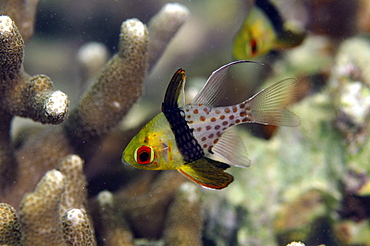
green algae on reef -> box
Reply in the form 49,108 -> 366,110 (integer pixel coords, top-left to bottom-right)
202,35 -> 370,246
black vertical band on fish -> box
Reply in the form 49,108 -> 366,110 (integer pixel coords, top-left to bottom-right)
255,0 -> 283,34
162,69 -> 204,163
163,107 -> 204,162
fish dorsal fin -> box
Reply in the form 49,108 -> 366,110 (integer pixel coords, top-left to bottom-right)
177,157 -> 234,190
247,78 -> 300,127
192,60 -> 262,106
162,68 -> 186,111
211,128 -> 251,168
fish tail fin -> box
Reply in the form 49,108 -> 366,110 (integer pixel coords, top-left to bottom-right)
245,78 -> 300,127
178,158 -> 234,190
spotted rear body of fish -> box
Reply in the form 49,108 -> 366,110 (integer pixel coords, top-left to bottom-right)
122,60 -> 300,189
183,103 -> 252,154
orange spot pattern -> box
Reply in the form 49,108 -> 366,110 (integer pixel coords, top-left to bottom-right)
181,102 -> 252,154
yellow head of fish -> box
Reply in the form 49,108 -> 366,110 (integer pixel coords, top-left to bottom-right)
122,113 -> 184,171
233,5 -> 277,59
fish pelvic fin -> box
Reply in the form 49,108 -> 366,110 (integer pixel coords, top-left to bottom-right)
246,78 -> 301,127
178,157 -> 234,190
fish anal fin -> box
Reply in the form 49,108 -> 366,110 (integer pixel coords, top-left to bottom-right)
208,158 -> 231,170
211,128 -> 251,168
178,158 -> 234,190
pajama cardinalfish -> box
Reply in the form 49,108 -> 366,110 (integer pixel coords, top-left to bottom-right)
122,60 -> 300,189
233,0 -> 305,59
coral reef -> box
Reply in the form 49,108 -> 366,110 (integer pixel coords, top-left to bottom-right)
58,155 -> 88,218
0,0 -> 39,42
162,182 -> 203,246
19,170 -> 66,245
65,18 -> 148,142
90,178 -> 203,246
0,13 -> 69,191
61,209 -> 96,246
0,203 -> 21,245
0,155 -> 95,245
93,191 -> 134,245
0,1 -> 201,245
147,3 -> 189,71
0,0 -> 188,203
0,0 -> 370,245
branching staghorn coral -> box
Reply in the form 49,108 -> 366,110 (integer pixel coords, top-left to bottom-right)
61,209 -> 96,246
90,172 -> 203,245
77,42 -> 109,85
0,158 -> 202,245
19,169 -> 66,245
0,1 -> 189,207
0,0 -> 39,42
58,154 -> 88,217
114,171 -> 189,239
92,191 -> 134,245
64,18 -> 149,149
0,1 -> 204,245
0,14 -> 69,192
0,202 -> 22,245
163,182 -> 203,246
0,155 -> 95,245
147,3 -> 189,71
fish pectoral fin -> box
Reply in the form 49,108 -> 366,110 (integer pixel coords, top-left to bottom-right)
178,158 -> 234,190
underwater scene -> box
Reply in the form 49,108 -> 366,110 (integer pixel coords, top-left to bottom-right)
0,0 -> 369,245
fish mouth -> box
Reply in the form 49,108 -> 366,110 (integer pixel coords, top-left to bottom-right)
121,156 -> 130,166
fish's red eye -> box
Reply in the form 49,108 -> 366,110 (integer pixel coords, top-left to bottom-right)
250,39 -> 258,56
134,145 -> 154,164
